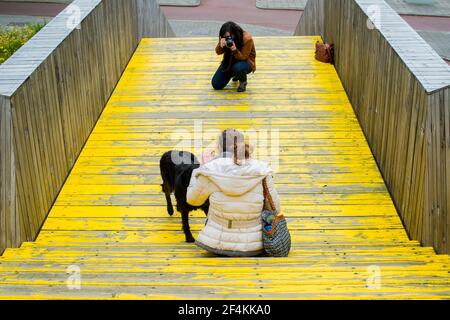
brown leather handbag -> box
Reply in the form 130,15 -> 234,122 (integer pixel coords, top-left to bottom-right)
315,41 -> 334,64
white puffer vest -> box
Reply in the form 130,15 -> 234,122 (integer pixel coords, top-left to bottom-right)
187,156 -> 281,256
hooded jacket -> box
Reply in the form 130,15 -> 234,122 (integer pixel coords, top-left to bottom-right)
186,156 -> 280,256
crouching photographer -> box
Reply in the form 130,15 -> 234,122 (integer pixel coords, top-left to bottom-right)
211,21 -> 256,93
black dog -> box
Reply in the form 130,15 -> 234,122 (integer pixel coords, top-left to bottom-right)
160,150 -> 209,242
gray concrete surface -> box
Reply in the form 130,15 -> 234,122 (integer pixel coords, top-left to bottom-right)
168,19 -> 291,37
257,0 -> 450,16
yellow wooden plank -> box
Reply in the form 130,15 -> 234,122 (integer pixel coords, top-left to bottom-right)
39,216 -> 405,232
46,204 -> 399,218
33,230 -> 412,245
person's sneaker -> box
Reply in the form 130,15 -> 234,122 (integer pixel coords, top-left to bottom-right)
237,81 -> 247,92
232,76 -> 239,82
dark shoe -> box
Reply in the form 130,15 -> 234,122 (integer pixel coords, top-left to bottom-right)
232,76 -> 238,82
185,233 -> 195,243
237,81 -> 247,92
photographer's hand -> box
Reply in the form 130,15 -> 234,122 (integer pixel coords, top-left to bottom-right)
230,42 -> 237,51
219,38 -> 226,48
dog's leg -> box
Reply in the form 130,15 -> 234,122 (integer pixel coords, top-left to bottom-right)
181,210 -> 195,243
165,192 -> 174,216
161,183 -> 174,216
201,200 -> 210,216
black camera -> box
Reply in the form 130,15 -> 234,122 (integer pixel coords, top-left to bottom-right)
225,36 -> 234,48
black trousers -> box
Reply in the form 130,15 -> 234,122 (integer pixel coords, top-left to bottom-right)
211,60 -> 252,90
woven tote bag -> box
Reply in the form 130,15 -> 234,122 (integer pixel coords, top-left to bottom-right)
261,177 -> 291,257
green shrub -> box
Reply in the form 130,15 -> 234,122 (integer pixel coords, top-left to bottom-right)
0,23 -> 46,64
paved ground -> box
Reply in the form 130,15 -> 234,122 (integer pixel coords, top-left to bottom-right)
402,15 -> 450,31
169,19 -> 290,37
0,14 -> 49,25
160,0 -> 302,31
0,1 -> 66,16
257,0 -> 450,16
0,0 -> 200,5
256,0 -> 307,10
0,0 -> 69,3
158,0 -> 200,6
417,31 -> 450,60
386,0 -> 450,16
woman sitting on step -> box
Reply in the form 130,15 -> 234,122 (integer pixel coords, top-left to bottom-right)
186,129 -> 280,257
211,21 -> 256,93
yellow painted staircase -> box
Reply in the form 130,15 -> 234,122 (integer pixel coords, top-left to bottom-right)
0,37 -> 449,299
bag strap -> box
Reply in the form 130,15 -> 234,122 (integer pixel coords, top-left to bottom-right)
262,177 -> 276,212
